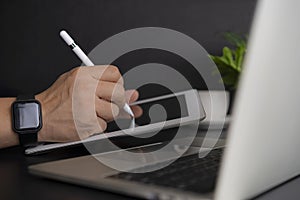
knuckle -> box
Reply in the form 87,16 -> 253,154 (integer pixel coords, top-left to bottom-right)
108,65 -> 119,73
70,66 -> 81,75
111,104 -> 120,117
108,65 -> 121,79
60,68 -> 78,80
118,76 -> 124,85
113,85 -> 125,104
115,83 -> 125,94
67,67 -> 81,80
120,85 -> 125,96
58,73 -> 66,80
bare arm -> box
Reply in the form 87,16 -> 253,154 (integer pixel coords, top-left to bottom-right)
0,97 -> 19,148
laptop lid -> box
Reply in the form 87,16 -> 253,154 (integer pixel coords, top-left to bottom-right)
216,0 -> 300,199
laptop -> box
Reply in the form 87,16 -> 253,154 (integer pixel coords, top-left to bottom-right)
29,0 -> 300,199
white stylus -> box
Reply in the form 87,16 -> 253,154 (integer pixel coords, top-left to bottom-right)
60,30 -> 135,128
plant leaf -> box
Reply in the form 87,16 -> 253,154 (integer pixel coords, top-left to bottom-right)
234,46 -> 246,71
222,47 -> 237,69
209,32 -> 247,89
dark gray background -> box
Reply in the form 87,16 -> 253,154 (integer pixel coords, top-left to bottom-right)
5,2 -> 300,200
0,0 -> 256,98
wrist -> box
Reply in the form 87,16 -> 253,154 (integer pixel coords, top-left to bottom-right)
35,93 -> 47,142
0,97 -> 19,148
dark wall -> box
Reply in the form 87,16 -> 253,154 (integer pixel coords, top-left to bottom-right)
0,0 -> 257,98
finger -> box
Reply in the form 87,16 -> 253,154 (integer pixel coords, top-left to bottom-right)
96,81 -> 126,107
118,105 -> 143,119
125,90 -> 139,104
87,65 -> 123,84
97,117 -> 107,133
95,98 -> 120,121
132,105 -> 143,118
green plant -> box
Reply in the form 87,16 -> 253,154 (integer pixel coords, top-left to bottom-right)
210,32 -> 247,89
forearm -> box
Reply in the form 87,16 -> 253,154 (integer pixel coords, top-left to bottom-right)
0,98 -> 19,148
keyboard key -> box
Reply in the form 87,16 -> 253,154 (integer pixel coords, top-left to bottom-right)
110,148 -> 224,194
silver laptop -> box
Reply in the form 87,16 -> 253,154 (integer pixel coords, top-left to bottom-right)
29,1 -> 300,199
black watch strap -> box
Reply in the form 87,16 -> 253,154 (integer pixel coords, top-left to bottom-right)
18,131 -> 38,147
17,94 -> 35,101
17,94 -> 38,147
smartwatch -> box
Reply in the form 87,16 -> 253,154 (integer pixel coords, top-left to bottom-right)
11,95 -> 43,147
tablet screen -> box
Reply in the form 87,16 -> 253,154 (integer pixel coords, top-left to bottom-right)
107,95 -> 188,131
135,95 -> 188,125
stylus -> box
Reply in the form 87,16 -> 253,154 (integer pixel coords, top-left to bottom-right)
59,30 -> 135,126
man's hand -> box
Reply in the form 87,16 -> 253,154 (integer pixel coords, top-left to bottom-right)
36,65 -> 140,142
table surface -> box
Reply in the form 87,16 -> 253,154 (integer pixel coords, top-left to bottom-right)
1,131 -> 299,200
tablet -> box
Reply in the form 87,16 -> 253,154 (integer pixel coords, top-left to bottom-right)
25,89 -> 205,155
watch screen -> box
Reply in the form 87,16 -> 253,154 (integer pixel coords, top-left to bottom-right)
13,102 -> 41,131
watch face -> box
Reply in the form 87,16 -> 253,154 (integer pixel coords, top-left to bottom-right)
12,100 -> 42,133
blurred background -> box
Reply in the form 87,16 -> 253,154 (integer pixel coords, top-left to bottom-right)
0,0 -> 256,99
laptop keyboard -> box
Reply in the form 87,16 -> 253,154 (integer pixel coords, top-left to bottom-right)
110,148 -> 223,194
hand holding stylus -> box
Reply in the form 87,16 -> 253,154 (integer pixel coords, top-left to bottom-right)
34,30 -> 142,142
59,30 -> 135,129
36,65 -> 141,142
